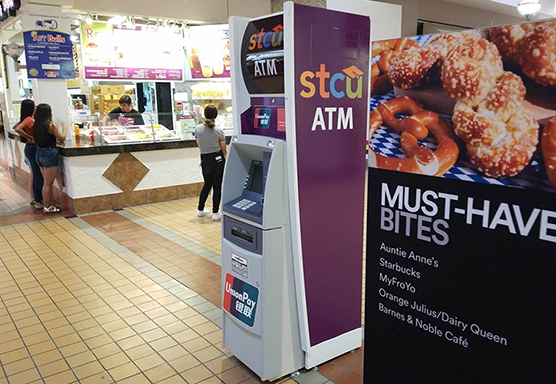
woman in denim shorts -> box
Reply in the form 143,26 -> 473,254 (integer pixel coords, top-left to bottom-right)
34,104 -> 67,213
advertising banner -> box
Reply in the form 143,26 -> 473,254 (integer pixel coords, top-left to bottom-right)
365,21 -> 556,383
22,16 -> 75,79
186,25 -> 230,79
241,14 -> 284,94
81,22 -> 184,81
290,4 -> 370,347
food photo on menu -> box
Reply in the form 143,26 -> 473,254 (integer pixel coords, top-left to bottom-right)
368,20 -> 556,194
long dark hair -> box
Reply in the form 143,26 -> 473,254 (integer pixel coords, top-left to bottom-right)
18,99 -> 35,125
204,105 -> 218,128
33,104 -> 53,147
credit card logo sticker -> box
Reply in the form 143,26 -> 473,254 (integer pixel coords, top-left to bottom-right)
223,273 -> 259,327
254,108 -> 271,129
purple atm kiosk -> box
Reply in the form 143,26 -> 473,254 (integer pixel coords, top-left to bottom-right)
221,2 -> 370,380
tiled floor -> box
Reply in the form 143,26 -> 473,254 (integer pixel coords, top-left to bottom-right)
0,170 -> 365,384
0,171 -> 66,226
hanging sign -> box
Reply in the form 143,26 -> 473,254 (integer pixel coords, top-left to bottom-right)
22,15 -> 75,79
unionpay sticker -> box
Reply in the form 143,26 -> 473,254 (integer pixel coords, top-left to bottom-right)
254,108 -> 271,129
223,273 -> 259,327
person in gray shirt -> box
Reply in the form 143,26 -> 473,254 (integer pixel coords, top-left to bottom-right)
194,105 -> 227,221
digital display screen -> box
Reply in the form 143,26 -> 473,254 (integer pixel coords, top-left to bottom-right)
249,164 -> 264,195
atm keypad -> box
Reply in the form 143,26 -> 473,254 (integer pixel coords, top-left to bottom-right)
232,199 -> 257,210
232,199 -> 257,211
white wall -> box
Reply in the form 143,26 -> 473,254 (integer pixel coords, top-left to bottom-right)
327,0 -> 402,41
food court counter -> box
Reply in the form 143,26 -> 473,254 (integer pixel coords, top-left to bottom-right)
7,131 -> 231,215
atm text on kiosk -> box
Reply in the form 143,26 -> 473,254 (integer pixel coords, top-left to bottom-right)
222,3 -> 370,381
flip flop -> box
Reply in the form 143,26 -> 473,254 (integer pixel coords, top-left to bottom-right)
43,206 -> 61,214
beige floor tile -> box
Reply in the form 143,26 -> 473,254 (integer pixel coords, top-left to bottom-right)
78,371 -> 114,384
218,366 -> 253,384
8,368 -> 41,384
181,365 -> 213,384
99,352 -> 131,370
37,359 -> 70,378
108,362 -> 140,382
159,345 -> 190,362
150,336 -> 178,352
126,344 -> 155,360
158,375 -> 189,384
118,373 -> 150,384
183,337 -> 210,353
144,362 -> 177,383
59,341 -> 88,357
3,358 -> 35,376
168,354 -> 201,373
199,378 -> 226,384
135,353 -> 165,371
32,349 -> 63,366
92,343 -> 122,359
66,350 -> 97,368
43,369 -> 76,384
205,356 -> 237,375
73,361 -> 105,380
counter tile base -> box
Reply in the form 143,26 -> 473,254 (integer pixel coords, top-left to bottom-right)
71,182 -> 203,215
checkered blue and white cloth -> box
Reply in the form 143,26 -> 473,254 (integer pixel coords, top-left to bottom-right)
370,33 -> 554,193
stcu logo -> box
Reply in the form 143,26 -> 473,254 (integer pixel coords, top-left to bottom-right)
299,64 -> 364,99
247,24 -> 283,51
35,19 -> 58,30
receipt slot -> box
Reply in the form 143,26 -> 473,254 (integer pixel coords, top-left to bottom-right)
222,3 -> 370,381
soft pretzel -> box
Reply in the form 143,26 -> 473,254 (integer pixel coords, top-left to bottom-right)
388,45 -> 442,90
519,24 -> 556,87
371,38 -> 419,95
488,24 -> 529,64
442,37 -> 504,108
369,97 -> 459,176
452,72 -> 539,178
542,118 -> 556,190
489,21 -> 556,87
387,31 -> 478,91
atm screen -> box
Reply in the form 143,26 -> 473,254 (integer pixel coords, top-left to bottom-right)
248,164 -> 264,195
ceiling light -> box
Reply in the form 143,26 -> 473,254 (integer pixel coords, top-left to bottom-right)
85,14 -> 93,25
107,15 -> 125,25
517,0 -> 541,20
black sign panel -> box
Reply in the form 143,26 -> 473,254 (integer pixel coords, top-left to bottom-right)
241,14 -> 284,94
0,0 -> 20,21
364,167 -> 556,384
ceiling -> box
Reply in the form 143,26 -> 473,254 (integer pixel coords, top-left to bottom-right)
444,0 -> 555,18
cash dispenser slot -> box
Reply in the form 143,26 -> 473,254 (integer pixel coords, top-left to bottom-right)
224,216 -> 262,255
232,227 -> 254,243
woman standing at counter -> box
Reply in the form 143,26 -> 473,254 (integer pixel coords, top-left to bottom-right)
14,99 -> 43,210
195,105 -> 227,221
34,104 -> 66,213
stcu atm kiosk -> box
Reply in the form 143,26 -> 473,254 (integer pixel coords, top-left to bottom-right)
222,2 -> 370,381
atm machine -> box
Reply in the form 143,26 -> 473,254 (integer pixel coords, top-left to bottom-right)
222,2 -> 371,381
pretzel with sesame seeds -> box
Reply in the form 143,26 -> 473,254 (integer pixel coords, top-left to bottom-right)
489,22 -> 556,87
371,38 -> 419,95
387,31 -> 479,91
450,69 -> 539,178
369,97 -> 459,176
542,118 -> 556,190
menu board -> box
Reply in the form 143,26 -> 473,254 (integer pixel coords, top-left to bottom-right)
81,22 -> 184,81
22,15 -> 75,79
186,25 -> 230,79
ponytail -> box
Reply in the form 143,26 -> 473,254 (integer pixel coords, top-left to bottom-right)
203,105 -> 218,128
204,118 -> 216,128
